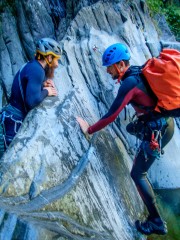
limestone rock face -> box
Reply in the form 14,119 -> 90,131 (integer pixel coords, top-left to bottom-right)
0,0 -> 179,239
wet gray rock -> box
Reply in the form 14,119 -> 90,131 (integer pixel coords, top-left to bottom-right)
0,0 -> 179,239
0,9 -> 25,96
154,14 -> 177,42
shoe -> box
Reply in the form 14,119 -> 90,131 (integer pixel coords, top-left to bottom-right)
135,217 -> 168,235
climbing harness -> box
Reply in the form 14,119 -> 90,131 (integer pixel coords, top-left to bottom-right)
0,111 -> 6,149
149,130 -> 161,152
147,117 -> 167,154
142,118 -> 168,159
127,116 -> 168,159
0,63 -> 27,152
3,111 -> 23,133
0,109 -> 23,149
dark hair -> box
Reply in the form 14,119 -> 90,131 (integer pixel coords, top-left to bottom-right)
35,53 -> 44,61
116,60 -> 130,67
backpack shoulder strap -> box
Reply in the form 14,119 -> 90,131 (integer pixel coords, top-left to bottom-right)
18,63 -> 28,113
1,79 -> 9,103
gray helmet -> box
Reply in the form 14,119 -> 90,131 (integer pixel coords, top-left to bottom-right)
36,38 -> 62,58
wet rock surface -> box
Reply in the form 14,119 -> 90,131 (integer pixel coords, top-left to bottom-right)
0,0 -> 179,239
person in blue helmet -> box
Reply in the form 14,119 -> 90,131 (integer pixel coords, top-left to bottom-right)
77,43 -> 174,236
0,38 -> 62,153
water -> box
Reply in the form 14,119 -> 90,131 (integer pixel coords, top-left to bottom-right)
147,188 -> 180,240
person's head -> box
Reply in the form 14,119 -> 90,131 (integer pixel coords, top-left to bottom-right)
35,38 -> 62,77
102,43 -> 130,82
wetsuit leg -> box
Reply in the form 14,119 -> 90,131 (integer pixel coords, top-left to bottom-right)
126,120 -> 144,140
4,116 -> 23,147
161,117 -> 174,148
131,149 -> 161,218
4,117 -> 18,146
130,117 -> 174,219
2,105 -> 25,148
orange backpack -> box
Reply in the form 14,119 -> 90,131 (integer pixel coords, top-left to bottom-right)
142,48 -> 180,117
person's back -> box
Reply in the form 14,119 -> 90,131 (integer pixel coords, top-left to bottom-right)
0,37 -> 62,152
10,60 -> 47,114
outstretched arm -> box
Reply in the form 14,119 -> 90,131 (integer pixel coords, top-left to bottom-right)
76,117 -> 90,134
26,70 -> 57,109
77,76 -> 137,135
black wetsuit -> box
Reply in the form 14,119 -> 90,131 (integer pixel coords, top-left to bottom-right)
88,66 -> 174,220
129,117 -> 174,219
10,60 -> 48,114
2,60 -> 48,146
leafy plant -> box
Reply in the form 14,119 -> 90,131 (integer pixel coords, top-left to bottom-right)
147,198 -> 180,240
164,5 -> 180,40
146,0 -> 164,15
146,0 -> 180,41
0,0 -> 16,15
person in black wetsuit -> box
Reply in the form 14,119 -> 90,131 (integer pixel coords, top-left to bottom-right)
1,38 -> 62,149
77,43 -> 174,236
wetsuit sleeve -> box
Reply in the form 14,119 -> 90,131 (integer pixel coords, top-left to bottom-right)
88,77 -> 137,134
25,67 -> 48,109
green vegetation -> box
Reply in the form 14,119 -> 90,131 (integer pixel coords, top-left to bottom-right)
0,0 -> 16,15
147,210 -> 180,240
146,0 -> 164,13
147,193 -> 180,240
146,0 -> 180,40
164,5 -> 180,40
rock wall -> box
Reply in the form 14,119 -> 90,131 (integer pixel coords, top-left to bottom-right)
0,0 -> 179,239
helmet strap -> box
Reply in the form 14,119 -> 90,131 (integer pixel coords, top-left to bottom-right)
114,63 -> 129,83
43,56 -> 52,67
114,64 -> 123,83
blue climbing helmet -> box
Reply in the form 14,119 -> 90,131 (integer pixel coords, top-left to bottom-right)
102,43 -> 130,66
